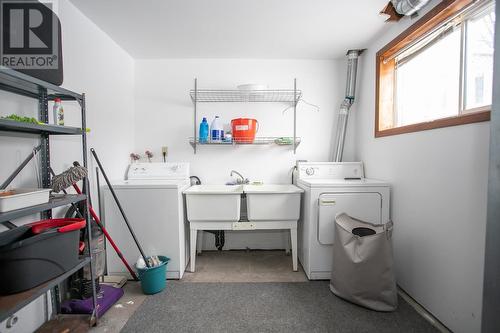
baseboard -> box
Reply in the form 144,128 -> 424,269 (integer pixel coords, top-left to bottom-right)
397,286 -> 452,333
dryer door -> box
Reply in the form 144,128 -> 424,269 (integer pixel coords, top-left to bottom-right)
318,192 -> 382,245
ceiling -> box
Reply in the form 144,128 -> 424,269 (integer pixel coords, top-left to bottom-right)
69,0 -> 389,59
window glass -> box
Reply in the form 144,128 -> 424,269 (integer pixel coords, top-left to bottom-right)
395,28 -> 461,126
465,8 -> 495,110
376,0 -> 494,136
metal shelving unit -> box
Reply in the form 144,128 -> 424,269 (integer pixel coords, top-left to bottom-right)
0,67 -> 98,326
0,257 -> 90,323
190,78 -> 302,154
0,66 -> 82,100
0,194 -> 86,223
0,119 -> 83,135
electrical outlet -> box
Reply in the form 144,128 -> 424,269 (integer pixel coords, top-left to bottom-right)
161,146 -> 168,162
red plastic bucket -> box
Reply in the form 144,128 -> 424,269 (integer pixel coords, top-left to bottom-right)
30,218 -> 86,234
231,118 -> 259,143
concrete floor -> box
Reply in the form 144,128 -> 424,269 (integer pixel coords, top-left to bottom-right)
91,250 -> 306,332
37,283 -> 147,333
182,250 -> 308,282
89,282 -> 146,333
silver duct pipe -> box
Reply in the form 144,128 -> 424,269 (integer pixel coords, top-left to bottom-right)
332,49 -> 363,162
391,0 -> 431,16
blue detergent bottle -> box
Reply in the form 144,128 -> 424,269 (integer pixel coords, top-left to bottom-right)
199,117 -> 209,143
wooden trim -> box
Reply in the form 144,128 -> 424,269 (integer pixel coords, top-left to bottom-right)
377,57 -> 396,131
375,0 -> 484,138
379,0 -> 474,58
461,105 -> 491,114
375,110 -> 490,137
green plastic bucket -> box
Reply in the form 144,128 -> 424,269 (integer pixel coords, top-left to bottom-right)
136,256 -> 170,295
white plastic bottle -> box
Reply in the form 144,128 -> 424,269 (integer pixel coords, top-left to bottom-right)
53,98 -> 64,125
210,116 -> 224,142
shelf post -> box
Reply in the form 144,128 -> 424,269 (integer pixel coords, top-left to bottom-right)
81,93 -> 98,325
80,93 -> 88,176
293,78 -> 297,154
38,88 -> 51,219
194,78 -> 197,154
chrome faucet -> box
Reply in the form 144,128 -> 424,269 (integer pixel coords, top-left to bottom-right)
230,170 -> 249,184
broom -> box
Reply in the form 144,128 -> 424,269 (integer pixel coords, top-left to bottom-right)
51,164 -> 139,280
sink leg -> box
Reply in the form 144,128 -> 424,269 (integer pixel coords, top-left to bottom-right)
290,227 -> 298,271
190,227 -> 197,272
285,232 -> 291,255
197,230 -> 203,254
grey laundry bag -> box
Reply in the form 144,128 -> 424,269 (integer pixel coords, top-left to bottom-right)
329,213 -> 397,311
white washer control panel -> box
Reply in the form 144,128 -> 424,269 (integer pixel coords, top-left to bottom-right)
127,162 -> 190,180
297,162 -> 364,180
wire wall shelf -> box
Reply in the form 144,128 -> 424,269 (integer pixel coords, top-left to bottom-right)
189,137 -> 301,149
189,89 -> 302,103
190,78 -> 300,154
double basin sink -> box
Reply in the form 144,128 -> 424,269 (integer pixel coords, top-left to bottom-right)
184,184 -> 304,222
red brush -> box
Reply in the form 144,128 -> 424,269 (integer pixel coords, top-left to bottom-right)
72,183 -> 138,280
54,162 -> 140,281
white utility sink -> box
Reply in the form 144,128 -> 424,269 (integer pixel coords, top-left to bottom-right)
184,184 -> 243,194
184,184 -> 304,222
243,184 -> 304,194
244,184 -> 304,221
185,184 -> 303,273
184,185 -> 243,222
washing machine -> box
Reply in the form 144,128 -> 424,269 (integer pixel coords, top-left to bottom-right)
295,162 -> 390,280
101,162 -> 190,279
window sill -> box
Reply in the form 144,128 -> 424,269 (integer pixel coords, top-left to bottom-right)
375,109 -> 490,138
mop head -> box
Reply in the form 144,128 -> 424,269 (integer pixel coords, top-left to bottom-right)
51,165 -> 88,193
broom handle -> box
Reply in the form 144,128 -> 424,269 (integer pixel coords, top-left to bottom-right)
72,184 -> 139,280
90,148 -> 151,268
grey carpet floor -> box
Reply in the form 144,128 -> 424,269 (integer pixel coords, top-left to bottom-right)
122,281 -> 437,333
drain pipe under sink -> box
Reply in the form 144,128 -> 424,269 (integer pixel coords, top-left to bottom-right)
190,176 -> 226,250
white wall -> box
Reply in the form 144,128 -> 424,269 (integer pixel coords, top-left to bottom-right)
353,1 -> 489,332
54,0 -> 135,187
0,1 -> 135,215
0,1 -> 135,330
134,59 -> 346,249
4,0 -> 489,331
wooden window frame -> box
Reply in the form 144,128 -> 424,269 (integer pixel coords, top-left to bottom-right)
375,0 -> 491,138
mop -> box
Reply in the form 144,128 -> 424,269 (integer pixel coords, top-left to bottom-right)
50,164 -> 140,280
51,164 -> 88,193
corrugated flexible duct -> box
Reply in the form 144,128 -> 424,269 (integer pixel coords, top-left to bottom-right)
391,0 -> 431,16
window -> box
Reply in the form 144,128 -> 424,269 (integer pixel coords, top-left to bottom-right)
376,0 -> 494,137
